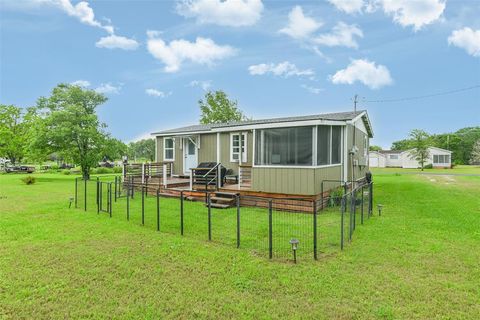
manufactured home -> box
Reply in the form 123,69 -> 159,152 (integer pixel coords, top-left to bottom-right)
150,110 -> 373,197
369,147 -> 452,169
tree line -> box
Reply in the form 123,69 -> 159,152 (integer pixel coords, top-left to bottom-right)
370,127 -> 480,165
1,84 -> 245,178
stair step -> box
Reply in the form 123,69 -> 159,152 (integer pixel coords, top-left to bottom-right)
210,196 -> 235,203
208,203 -> 232,209
214,192 -> 238,198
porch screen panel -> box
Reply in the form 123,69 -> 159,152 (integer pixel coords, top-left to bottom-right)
317,126 -> 331,165
331,126 -> 342,164
255,127 -> 312,166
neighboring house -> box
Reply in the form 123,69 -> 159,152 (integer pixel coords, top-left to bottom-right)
151,110 -> 373,196
369,147 -> 452,168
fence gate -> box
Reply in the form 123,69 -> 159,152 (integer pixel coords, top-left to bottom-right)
98,181 -> 112,217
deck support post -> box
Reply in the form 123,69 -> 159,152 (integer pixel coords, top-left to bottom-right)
163,163 -> 167,188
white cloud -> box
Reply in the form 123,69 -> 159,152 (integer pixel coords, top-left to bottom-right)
189,80 -> 212,91
330,59 -> 393,89
314,22 -> 363,49
146,34 -> 236,73
70,80 -> 91,87
145,88 -> 171,98
327,0 -> 445,31
95,83 -> 121,94
301,84 -> 323,94
95,34 -> 139,50
448,27 -> 480,57
279,6 -> 322,40
376,0 -> 446,31
328,0 -> 364,14
248,61 -> 314,78
52,0 -> 114,33
176,0 -> 263,27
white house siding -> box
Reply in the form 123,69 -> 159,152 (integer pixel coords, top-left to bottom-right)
368,152 -> 385,167
369,147 -> 452,168
384,154 -> 402,167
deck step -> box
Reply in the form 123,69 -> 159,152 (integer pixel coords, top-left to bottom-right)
210,196 -> 235,203
208,203 -> 232,209
214,191 -> 238,198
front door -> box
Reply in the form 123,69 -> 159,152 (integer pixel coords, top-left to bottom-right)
184,138 -> 198,174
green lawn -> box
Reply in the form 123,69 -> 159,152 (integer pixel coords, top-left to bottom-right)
1,172 -> 479,319
371,164 -> 480,175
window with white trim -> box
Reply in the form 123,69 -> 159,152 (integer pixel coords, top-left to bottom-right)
317,126 -> 341,165
433,154 -> 450,163
389,154 -> 399,160
163,138 -> 174,161
230,133 -> 247,162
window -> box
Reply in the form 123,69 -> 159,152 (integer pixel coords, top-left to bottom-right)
389,154 -> 399,160
164,138 -> 174,161
255,127 -> 312,166
317,126 -> 341,165
433,154 -> 450,163
231,133 -> 247,162
331,126 -> 342,164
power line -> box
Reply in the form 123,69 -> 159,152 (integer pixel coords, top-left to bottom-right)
365,84 -> 480,103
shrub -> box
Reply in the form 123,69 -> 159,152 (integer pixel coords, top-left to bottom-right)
21,176 -> 36,185
424,164 -> 433,169
95,167 -> 113,174
113,166 -> 122,173
62,169 -> 71,175
50,164 -> 60,170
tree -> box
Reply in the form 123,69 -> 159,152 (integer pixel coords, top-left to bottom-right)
199,90 -> 247,124
33,84 -> 110,179
102,137 -> 127,161
127,138 -> 155,162
470,140 -> 480,165
369,145 -> 382,151
0,105 -> 30,164
408,129 -> 431,171
391,139 -> 413,151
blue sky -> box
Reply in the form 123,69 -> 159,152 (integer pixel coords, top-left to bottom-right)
1,0 -> 479,148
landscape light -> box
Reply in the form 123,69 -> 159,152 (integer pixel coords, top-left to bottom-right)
377,204 -> 383,216
289,238 -> 300,264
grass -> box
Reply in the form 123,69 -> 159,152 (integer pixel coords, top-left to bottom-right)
371,164 -> 480,175
1,172 -> 479,319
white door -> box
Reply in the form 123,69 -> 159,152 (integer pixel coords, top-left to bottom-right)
184,139 -> 198,174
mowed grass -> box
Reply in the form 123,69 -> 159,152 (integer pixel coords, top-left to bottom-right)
1,173 -> 479,319
371,164 -> 480,175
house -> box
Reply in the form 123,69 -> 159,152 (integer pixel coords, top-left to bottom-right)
151,110 -> 373,197
369,147 -> 452,169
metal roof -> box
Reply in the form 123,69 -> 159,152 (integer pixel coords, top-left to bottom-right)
152,110 -> 372,136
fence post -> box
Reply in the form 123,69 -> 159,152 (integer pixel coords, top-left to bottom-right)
320,182 -> 324,211
369,182 -> 373,217
96,177 -> 100,209
141,185 -> 145,226
109,183 -> 112,218
74,178 -> 78,208
97,181 -> 100,214
361,185 -> 364,224
349,192 -> 354,241
313,200 -> 318,260
162,163 -> 167,188
84,178 -> 87,212
268,199 -> 273,259
126,183 -> 130,221
207,193 -> 212,241
236,195 -> 240,248
353,189 -> 356,232
114,176 -> 118,202
156,188 -> 160,231
180,191 -> 184,235
130,176 -> 134,199
340,195 -> 344,250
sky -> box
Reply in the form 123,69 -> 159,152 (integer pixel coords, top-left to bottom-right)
1,0 -> 479,148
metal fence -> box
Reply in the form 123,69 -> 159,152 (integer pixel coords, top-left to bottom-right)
74,176 -> 376,262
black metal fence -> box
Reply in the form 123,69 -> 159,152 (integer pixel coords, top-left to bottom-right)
74,176 -> 376,262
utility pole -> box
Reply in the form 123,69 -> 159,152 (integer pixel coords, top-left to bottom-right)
353,94 -> 359,112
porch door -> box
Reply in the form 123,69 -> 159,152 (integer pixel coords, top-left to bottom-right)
184,139 -> 198,174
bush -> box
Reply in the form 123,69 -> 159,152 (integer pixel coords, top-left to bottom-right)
50,164 -> 60,170
62,169 -> 71,175
113,166 -> 122,173
95,167 -> 113,174
21,176 -> 36,185
423,164 -> 433,169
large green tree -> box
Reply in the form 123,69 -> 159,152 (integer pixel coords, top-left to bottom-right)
199,90 -> 247,124
0,105 -> 31,164
127,138 -> 155,162
470,140 -> 480,165
408,129 -> 430,171
33,84 -> 110,179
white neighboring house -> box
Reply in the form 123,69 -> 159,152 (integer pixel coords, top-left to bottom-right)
369,147 -> 452,168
